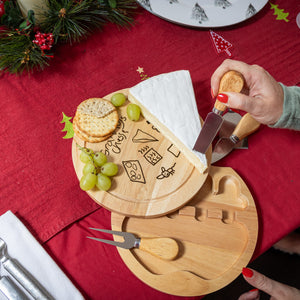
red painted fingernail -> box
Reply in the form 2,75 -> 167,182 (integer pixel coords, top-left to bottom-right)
250,288 -> 259,292
230,108 -> 240,113
242,268 -> 254,278
217,93 -> 228,103
211,88 -> 215,98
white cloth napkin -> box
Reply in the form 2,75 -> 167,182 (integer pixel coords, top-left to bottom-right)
0,211 -> 84,300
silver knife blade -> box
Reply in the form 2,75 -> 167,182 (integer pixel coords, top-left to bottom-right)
211,137 -> 235,163
193,111 -> 224,154
211,111 -> 243,163
218,110 -> 242,138
211,113 -> 260,163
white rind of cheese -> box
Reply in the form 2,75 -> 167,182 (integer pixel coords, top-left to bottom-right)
128,70 -> 208,173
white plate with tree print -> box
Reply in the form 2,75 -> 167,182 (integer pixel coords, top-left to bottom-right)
136,0 -> 268,28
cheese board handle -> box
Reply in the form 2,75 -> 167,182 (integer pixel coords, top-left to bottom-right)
139,237 -> 179,261
214,70 -> 245,112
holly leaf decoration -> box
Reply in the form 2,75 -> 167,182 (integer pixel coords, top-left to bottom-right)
61,112 -> 74,139
19,10 -> 35,30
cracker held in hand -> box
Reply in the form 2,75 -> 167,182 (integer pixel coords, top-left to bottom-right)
74,98 -> 119,142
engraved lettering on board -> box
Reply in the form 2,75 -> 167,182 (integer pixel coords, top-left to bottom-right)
104,116 -> 128,156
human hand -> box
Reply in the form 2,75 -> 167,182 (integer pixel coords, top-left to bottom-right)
238,268 -> 300,300
211,59 -> 284,125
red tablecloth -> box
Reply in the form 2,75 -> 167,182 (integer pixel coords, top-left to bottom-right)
0,0 -> 299,299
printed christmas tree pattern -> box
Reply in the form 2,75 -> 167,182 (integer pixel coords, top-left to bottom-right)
210,30 -> 233,57
215,0 -> 232,9
246,4 -> 256,19
61,112 -> 74,139
270,3 -> 289,22
138,0 -> 152,11
191,3 -> 208,24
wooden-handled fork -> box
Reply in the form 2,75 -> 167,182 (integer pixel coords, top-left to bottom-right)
87,228 -> 179,261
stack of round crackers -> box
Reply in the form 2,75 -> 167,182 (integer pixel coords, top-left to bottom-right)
73,98 -> 119,143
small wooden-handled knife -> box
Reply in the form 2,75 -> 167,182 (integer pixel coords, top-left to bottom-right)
87,228 -> 179,261
193,71 -> 244,154
211,113 -> 260,163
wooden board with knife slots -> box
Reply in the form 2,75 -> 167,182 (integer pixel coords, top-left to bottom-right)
111,166 -> 258,296
72,89 -> 211,218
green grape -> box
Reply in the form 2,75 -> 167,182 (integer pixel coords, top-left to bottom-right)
80,173 -> 97,191
96,173 -> 112,191
127,103 -> 141,121
79,150 -> 92,163
93,151 -> 107,167
83,162 -> 96,175
101,162 -> 118,177
111,93 -> 126,107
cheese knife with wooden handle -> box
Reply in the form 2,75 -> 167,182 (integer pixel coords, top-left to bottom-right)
193,70 -> 244,154
211,113 -> 261,163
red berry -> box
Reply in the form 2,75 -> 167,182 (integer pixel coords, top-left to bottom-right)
33,32 -> 54,51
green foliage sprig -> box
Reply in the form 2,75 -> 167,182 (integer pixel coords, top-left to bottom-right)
40,0 -> 107,44
0,0 -> 137,74
97,0 -> 138,26
0,29 -> 51,73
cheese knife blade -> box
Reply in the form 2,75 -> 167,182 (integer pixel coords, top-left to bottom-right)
193,70 -> 245,154
211,113 -> 260,163
193,111 -> 223,154
218,110 -> 242,139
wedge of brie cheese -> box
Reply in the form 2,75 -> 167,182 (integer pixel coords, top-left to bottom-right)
128,70 -> 208,173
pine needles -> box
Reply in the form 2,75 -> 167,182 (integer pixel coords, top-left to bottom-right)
0,30 -> 51,73
0,0 -> 138,73
40,0 -> 107,44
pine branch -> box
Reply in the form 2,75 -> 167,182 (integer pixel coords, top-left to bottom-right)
97,0 -> 138,27
40,0 -> 108,44
0,29 -> 50,73
1,1 -> 24,29
0,0 -> 138,73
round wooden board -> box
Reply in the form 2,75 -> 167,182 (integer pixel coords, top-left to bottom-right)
72,89 -> 211,217
111,166 -> 258,296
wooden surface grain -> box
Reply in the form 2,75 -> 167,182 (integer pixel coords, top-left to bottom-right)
111,166 -> 258,296
72,89 -> 211,217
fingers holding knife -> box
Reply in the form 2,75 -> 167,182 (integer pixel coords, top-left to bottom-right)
210,59 -> 284,126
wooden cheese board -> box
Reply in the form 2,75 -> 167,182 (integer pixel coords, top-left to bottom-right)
72,89 -> 211,217
111,166 -> 258,296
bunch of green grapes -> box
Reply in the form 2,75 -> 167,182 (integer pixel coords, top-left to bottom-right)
111,92 -> 141,121
78,146 -> 118,192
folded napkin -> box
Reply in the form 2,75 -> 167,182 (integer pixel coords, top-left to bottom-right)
0,211 -> 84,300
